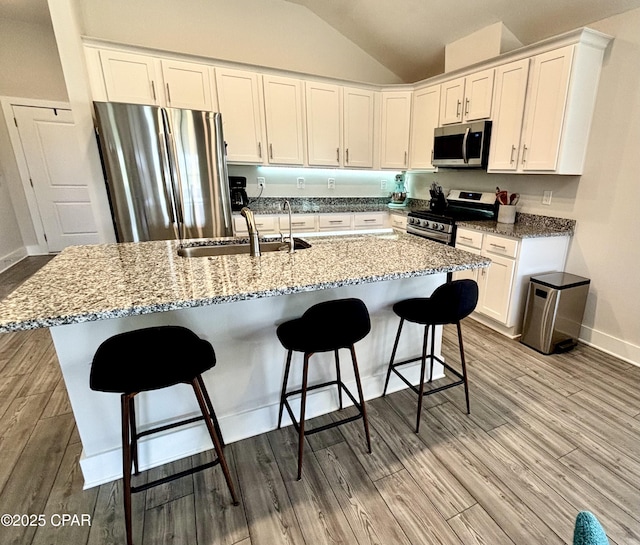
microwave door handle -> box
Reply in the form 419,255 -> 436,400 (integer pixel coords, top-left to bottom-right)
462,126 -> 470,164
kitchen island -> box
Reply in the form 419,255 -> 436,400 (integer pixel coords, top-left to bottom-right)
0,232 -> 489,487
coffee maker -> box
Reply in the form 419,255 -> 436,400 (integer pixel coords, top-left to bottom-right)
229,176 -> 249,211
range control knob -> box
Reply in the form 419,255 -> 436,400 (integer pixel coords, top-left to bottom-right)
439,224 -> 446,231
420,220 -> 429,228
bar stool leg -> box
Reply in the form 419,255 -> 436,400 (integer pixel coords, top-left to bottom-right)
120,394 -> 134,545
350,345 -> 372,453
457,322 -> 471,414
415,325 -> 430,433
128,396 -> 140,476
196,375 -> 225,449
297,353 -> 311,480
191,379 -> 239,505
335,349 -> 343,410
383,318 -> 404,396
277,350 -> 293,429
428,324 -> 436,382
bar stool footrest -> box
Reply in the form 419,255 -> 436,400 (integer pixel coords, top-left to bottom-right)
131,458 -> 221,494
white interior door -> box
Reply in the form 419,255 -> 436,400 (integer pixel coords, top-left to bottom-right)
12,106 -> 99,252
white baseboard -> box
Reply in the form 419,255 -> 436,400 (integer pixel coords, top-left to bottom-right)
579,325 -> 640,367
0,247 -> 27,274
80,362 -> 444,489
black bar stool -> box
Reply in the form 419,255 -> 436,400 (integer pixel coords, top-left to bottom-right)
382,279 -> 479,432
276,298 -> 372,479
90,325 -> 239,545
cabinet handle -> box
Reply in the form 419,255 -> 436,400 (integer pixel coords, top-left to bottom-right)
346,148 -> 349,164
258,142 -> 262,158
404,151 -> 407,165
291,221 -> 305,226
459,236 -> 472,241
269,143 -> 273,160
166,83 -> 171,104
151,81 -> 156,101
336,148 -> 340,162
456,100 -> 461,118
490,243 -> 507,250
465,98 -> 470,116
329,220 -> 344,224
510,145 -> 516,164
522,145 -> 528,164
363,219 -> 377,223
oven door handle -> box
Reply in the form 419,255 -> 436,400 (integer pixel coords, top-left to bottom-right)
462,126 -> 470,164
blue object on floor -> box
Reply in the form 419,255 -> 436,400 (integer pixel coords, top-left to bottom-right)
573,511 -> 609,545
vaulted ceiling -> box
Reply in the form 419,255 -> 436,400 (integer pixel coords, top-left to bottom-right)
3,0 -> 640,82
284,0 -> 640,81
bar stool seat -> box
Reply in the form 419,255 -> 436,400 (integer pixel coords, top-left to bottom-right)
276,298 -> 372,479
382,279 -> 479,433
90,325 -> 238,545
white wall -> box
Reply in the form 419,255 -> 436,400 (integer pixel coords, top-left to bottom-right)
408,8 -> 640,363
0,17 -> 69,263
78,0 -> 402,84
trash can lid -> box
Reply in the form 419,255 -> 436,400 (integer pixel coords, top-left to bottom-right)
530,272 -> 590,290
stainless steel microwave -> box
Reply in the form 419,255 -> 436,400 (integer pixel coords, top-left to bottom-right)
432,120 -> 492,168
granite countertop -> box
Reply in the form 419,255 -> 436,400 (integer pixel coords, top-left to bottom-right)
0,232 -> 489,333
457,212 -> 576,238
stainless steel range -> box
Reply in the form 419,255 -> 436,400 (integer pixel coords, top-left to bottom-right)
407,189 -> 497,245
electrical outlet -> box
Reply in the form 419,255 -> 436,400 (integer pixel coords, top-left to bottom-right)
296,177 -> 305,189
542,190 -> 553,205
327,178 -> 335,189
381,180 -> 388,190
257,177 -> 266,188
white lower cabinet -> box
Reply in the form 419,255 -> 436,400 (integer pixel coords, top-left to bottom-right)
390,213 -> 407,232
280,214 -> 317,232
233,215 -> 278,236
318,213 -> 353,231
454,227 -> 570,337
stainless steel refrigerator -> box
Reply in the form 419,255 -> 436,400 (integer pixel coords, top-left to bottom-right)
94,101 -> 233,243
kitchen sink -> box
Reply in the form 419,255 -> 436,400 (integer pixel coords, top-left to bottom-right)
177,238 -> 311,257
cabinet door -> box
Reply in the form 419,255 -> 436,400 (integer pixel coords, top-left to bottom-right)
380,91 -> 412,169
488,59 -> 530,171
263,75 -> 305,165
99,50 -> 161,105
520,45 -> 573,171
452,245 -> 481,283
306,82 -> 341,166
463,68 -> 494,121
215,68 -> 264,163
410,85 -> 440,169
477,253 -> 516,323
343,87 -> 375,168
439,77 -> 465,125
161,59 -> 213,111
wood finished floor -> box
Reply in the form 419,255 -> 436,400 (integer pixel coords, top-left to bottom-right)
1,257 -> 639,545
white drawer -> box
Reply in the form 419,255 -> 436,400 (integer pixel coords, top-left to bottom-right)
354,212 -> 385,229
391,213 -> 407,230
233,214 -> 278,235
319,214 -> 353,230
279,214 -> 316,232
456,228 -> 483,250
483,233 -> 518,258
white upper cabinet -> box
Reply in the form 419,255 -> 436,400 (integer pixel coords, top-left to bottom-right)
489,40 -> 606,175
99,50 -> 162,105
343,87 -> 375,168
487,59 -> 530,171
440,68 -> 494,125
305,82 -> 342,167
380,91 -> 412,169
409,84 -> 440,169
161,59 -> 213,111
263,75 -> 305,165
520,46 -> 573,172
215,68 -> 264,164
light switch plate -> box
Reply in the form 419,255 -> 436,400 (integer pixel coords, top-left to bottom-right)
297,177 -> 305,189
328,178 -> 335,189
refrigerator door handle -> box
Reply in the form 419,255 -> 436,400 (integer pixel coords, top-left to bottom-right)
161,108 -> 186,244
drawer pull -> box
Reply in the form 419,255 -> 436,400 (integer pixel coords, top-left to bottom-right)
490,243 -> 507,250
459,236 -> 472,241
363,219 -> 377,222
329,220 -> 344,224
291,222 -> 306,226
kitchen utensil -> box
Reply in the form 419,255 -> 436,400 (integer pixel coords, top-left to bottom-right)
497,190 -> 509,205
509,193 -> 520,205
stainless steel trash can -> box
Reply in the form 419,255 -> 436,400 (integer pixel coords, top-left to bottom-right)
521,272 -> 590,354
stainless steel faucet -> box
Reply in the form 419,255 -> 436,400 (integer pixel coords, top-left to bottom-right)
240,207 -> 260,256
283,200 -> 295,253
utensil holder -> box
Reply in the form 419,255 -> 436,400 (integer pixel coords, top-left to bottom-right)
497,204 -> 516,224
